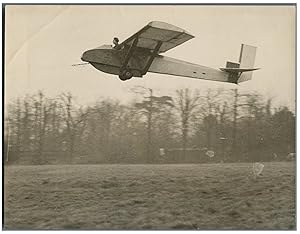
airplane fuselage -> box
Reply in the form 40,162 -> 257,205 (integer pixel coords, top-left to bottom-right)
81,45 -> 150,77
81,45 -> 234,83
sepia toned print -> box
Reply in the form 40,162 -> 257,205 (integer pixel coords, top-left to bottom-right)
4,5 -> 295,230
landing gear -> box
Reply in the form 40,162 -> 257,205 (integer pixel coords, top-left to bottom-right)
118,37 -> 138,81
119,70 -> 133,81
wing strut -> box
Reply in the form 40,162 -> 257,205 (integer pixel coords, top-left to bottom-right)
120,37 -> 139,73
142,41 -> 163,75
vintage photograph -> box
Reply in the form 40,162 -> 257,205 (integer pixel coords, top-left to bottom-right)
3,4 -> 296,230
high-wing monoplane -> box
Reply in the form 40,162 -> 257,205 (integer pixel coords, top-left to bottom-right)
81,21 -> 259,83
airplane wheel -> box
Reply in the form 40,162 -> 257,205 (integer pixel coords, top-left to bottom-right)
119,70 -> 133,81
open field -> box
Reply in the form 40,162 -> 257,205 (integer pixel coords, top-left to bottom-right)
4,162 -> 295,230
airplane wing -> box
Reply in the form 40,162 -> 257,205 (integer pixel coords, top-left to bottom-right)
115,21 -> 194,53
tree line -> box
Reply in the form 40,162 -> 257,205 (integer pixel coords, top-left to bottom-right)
4,88 -> 295,164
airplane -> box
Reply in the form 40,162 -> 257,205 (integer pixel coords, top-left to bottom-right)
80,21 -> 259,83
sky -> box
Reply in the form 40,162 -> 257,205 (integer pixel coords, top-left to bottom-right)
5,5 -> 296,110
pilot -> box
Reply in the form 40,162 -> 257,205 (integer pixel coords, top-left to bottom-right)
113,37 -> 119,47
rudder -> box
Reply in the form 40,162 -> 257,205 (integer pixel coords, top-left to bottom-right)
238,44 -> 257,82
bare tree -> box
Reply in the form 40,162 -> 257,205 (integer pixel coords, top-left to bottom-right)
11,98 -> 22,154
135,88 -> 173,162
30,91 -> 53,163
59,92 -> 89,161
215,101 -> 229,161
174,88 -> 201,157
93,99 -> 120,161
21,96 -> 32,151
200,89 -> 223,150
229,88 -> 251,158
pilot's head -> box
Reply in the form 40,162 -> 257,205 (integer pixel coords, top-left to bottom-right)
113,37 -> 119,46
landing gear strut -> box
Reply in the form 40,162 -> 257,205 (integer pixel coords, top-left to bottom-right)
118,37 -> 138,81
119,70 -> 133,81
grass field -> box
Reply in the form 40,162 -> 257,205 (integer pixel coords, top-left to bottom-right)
4,162 -> 296,230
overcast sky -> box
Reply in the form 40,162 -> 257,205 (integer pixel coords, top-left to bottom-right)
5,5 -> 295,110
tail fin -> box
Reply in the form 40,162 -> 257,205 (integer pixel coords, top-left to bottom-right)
220,44 -> 259,84
238,44 -> 257,82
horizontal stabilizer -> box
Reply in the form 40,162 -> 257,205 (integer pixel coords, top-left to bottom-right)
219,67 -> 260,72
